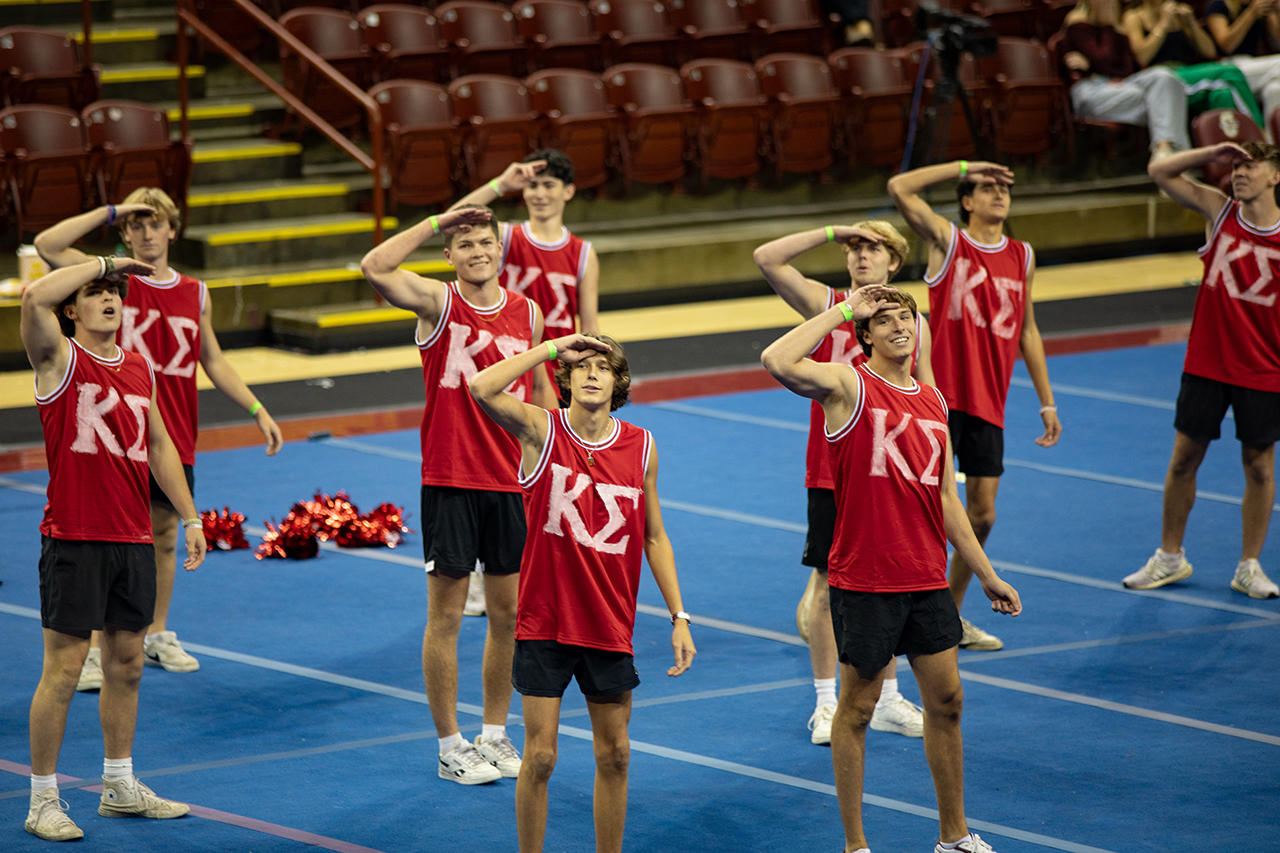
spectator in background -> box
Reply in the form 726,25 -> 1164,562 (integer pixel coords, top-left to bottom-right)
1059,0 -> 1192,161
820,0 -> 875,47
1207,0 -> 1280,130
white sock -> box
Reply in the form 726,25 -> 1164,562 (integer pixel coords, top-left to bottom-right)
481,724 -> 506,742
31,774 -> 58,794
1156,548 -> 1183,566
814,678 -> 837,708
438,733 -> 463,755
103,757 -> 132,782
938,834 -> 973,850
876,678 -> 901,708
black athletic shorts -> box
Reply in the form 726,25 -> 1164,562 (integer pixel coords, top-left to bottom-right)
149,464 -> 195,512
801,488 -> 837,572
948,410 -> 1004,478
1174,372 -> 1280,447
513,639 -> 640,698
38,535 -> 156,638
829,586 -> 962,673
421,485 -> 526,578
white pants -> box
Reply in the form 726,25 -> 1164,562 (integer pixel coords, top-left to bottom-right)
1070,66 -> 1191,151
1222,54 -> 1280,130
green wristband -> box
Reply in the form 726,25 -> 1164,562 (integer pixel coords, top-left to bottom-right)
488,178 -> 503,196
838,302 -> 854,322
249,401 -> 262,416
183,517 -> 202,530
958,160 -> 969,179
546,341 -> 557,360
825,225 -> 836,243
428,215 -> 440,232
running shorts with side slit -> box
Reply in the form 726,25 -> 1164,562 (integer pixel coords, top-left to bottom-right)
828,586 -> 961,673
801,487 -> 837,572
1174,372 -> 1280,446
420,484 -> 526,578
512,639 -> 640,697
38,535 -> 156,638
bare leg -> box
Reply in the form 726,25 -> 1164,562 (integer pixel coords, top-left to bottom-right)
99,627 -> 145,759
30,630 -> 90,775
808,572 -> 837,681
909,647 -> 968,844
1161,431 -> 1209,553
1240,443 -> 1276,561
480,572 -> 519,727
147,505 -> 179,634
831,662 -> 886,852
516,694 -> 562,853
947,476 -> 1000,609
422,573 -> 468,737
586,692 -> 632,853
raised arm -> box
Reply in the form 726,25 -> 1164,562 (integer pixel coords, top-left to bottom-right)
197,296 -> 283,455
1147,143 -> 1238,225
529,302 -> 558,410
889,161 -> 1012,255
359,207 -> 493,317
1018,253 -> 1061,448
939,443 -> 1020,615
33,204 -> 155,269
641,442 -> 696,677
448,159 -> 547,211
1207,0 -> 1272,54
578,246 -> 600,335
1122,3 -> 1176,67
753,228 -> 845,318
147,385 -> 206,571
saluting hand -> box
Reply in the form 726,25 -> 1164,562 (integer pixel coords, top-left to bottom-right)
494,159 -> 548,195
963,161 -> 1015,186
843,285 -> 902,321
548,333 -> 611,364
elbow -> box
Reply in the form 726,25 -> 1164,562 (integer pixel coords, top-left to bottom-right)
760,343 -> 786,379
886,175 -> 906,201
751,246 -> 771,273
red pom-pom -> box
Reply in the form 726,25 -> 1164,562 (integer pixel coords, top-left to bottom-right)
301,490 -> 359,542
335,502 -> 412,548
254,508 -> 320,560
201,507 -> 249,551
254,490 -> 411,558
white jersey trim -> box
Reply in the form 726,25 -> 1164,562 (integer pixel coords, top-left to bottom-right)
562,409 -> 621,453
826,363 -> 866,442
520,221 -> 571,251
35,338 -> 78,404
925,223 -> 959,287
519,408 -> 557,487
1199,201 -> 1235,258
576,239 -> 591,283
415,285 -> 452,349
958,228 -> 1009,253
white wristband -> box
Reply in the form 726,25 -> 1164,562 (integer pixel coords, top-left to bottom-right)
1040,405 -> 1057,414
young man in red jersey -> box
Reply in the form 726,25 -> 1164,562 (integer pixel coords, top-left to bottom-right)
889,161 -> 1060,652
1126,141 -> 1280,599
754,221 -> 929,745
362,206 -> 557,785
20,256 -> 207,842
451,149 -> 601,616
468,332 -> 695,853
35,190 -> 283,686
762,286 -> 1021,853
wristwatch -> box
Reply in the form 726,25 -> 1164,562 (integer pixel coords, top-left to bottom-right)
671,611 -> 691,625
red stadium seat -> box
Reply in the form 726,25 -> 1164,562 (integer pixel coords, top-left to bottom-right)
448,74 -> 539,186
755,52 -> 839,177
82,100 -> 192,228
680,58 -> 765,184
828,47 -> 913,170
739,0 -> 831,56
602,62 -> 693,188
590,0 -> 681,67
989,37 -> 1070,158
435,1 -> 527,78
526,68 -> 617,190
1196,109 -> 1266,192
668,0 -> 753,62
969,0 -> 1039,40
359,5 -> 449,82
515,0 -> 605,72
0,27 -> 100,111
279,8 -> 376,131
370,79 -> 460,210
0,104 -> 95,239
892,41 -> 992,161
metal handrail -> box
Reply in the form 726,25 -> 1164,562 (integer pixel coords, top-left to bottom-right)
173,0 -> 386,245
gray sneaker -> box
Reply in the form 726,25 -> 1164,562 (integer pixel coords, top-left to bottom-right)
77,647 -> 103,692
438,742 -> 502,785
26,789 -> 83,841
474,734 -> 522,777
959,618 -> 1003,651
98,776 -> 189,818
1123,549 -> 1193,590
935,832 -> 995,853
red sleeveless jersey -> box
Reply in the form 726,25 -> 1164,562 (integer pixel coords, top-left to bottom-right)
826,364 -> 950,593
517,409 -> 653,654
805,289 -> 920,490
500,222 -> 590,337
419,283 -> 537,492
38,340 -> 155,543
926,224 -> 1031,428
117,268 -> 205,465
1188,201 -> 1280,392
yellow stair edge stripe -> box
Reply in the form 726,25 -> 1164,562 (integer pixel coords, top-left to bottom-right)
205,217 -> 398,246
189,184 -> 350,207
192,143 -> 303,163
167,104 -> 256,122
317,307 -> 416,328
0,0 -> 105,4
101,66 -> 205,83
70,28 -> 159,43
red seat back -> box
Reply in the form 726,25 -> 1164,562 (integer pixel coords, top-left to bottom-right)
602,62 -> 691,186
514,0 -> 604,71
739,0 -> 828,55
82,100 -> 191,220
1196,109 -> 1266,191
755,53 -> 837,175
370,79 -> 459,209
0,104 -> 93,237
668,0 -> 752,61
829,47 -> 912,169
527,68 -> 615,189
279,9 -> 374,130
449,74 -> 538,183
436,1 -> 526,76
590,0 -> 680,65
0,26 -> 99,110
359,5 -> 448,81
680,58 -> 764,183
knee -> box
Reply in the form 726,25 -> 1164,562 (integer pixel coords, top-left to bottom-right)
813,582 -> 831,616
1168,450 -> 1202,479
102,653 -> 143,689
1242,453 -> 1275,486
834,699 -> 875,733
967,507 -> 996,539
594,739 -> 630,778
523,746 -> 558,783
151,514 -> 178,554
926,685 -> 964,724
485,595 -> 518,634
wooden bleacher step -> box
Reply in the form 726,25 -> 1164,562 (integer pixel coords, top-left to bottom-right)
186,179 -> 368,227
174,213 -> 399,268
190,138 -> 302,184
65,22 -> 176,64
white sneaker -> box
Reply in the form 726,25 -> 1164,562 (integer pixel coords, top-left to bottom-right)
143,631 -> 200,673
808,703 -> 836,745
438,741 -> 502,785
98,775 -> 189,818
796,569 -> 819,644
870,694 -> 924,738
1123,549 -> 1193,590
935,831 -> 995,853
463,571 -> 487,617
26,789 -> 83,841
1231,559 -> 1280,599
77,647 -> 103,692
958,618 -> 1003,651
474,734 -> 522,777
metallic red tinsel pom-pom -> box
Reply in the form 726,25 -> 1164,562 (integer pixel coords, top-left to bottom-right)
336,502 -> 412,548
201,507 -> 249,551
254,509 -> 320,560
254,490 -> 411,559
